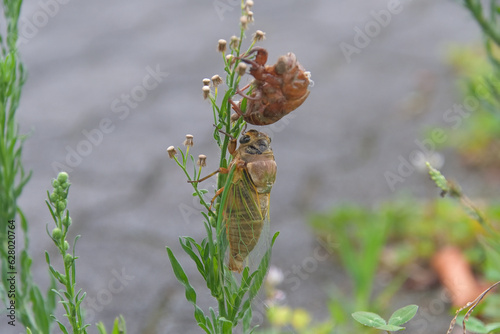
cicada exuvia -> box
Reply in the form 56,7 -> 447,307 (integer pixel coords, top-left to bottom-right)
193,129 -> 277,273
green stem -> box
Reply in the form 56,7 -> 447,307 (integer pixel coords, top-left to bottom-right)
174,156 -> 212,214
464,0 -> 500,45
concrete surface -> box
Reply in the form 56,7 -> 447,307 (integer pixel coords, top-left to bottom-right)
1,0 -> 487,333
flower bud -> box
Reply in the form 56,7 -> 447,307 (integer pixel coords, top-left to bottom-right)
202,85 -> 211,100
57,172 -> 69,183
230,35 -> 240,50
246,11 -> 254,23
57,200 -> 67,212
183,134 -> 194,147
63,216 -> 72,228
49,192 -> 58,203
64,253 -> 73,266
63,240 -> 70,252
202,78 -> 211,86
236,62 -> 247,77
197,154 -> 207,167
245,0 -> 254,9
211,75 -> 223,87
52,179 -> 59,188
253,30 -> 265,42
167,146 -> 177,159
218,39 -> 227,53
52,227 -> 62,240
240,16 -> 248,30
226,54 -> 234,68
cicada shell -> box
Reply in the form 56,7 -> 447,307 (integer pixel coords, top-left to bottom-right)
222,130 -> 276,272
231,47 -> 310,126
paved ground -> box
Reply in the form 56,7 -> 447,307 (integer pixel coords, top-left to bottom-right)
3,0 -> 487,333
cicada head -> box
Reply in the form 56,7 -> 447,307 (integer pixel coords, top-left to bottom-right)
238,129 -> 272,156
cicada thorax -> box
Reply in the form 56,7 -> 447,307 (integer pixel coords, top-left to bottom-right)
223,130 -> 277,273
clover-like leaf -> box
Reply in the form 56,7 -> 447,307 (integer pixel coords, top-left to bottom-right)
352,311 -> 386,328
388,304 -> 418,326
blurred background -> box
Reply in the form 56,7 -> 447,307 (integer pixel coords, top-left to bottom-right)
9,0 -> 500,333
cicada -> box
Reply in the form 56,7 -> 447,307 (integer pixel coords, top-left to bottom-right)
231,47 -> 311,125
193,130 -> 277,273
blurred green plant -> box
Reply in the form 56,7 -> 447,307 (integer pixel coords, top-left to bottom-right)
308,204 -> 409,333
352,304 -> 418,333
257,305 -> 333,334
0,0 -> 58,332
45,172 -> 88,333
427,163 -> 500,331
166,2 -> 279,333
45,172 -> 128,334
441,45 -> 500,169
434,0 -> 500,169
308,195 -> 500,330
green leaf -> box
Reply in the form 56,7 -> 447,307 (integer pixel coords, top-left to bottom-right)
457,315 -> 489,333
29,285 -> 51,332
55,319 -> 69,334
352,311 -> 386,328
376,324 -> 405,331
388,304 -> 418,326
220,317 -> 233,334
486,322 -> 500,332
179,237 -> 206,280
96,321 -> 107,334
166,247 -> 197,304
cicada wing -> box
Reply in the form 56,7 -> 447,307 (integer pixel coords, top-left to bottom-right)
223,169 -> 271,274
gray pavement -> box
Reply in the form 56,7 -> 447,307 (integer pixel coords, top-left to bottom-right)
4,0 -> 486,333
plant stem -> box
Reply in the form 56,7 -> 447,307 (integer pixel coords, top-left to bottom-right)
464,0 -> 500,45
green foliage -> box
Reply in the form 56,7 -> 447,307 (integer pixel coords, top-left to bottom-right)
456,315 -> 500,334
45,172 -> 89,334
0,0 -> 57,332
260,306 -> 333,334
310,204 -> 391,315
434,0 -> 500,168
352,305 -> 418,332
96,315 -> 127,334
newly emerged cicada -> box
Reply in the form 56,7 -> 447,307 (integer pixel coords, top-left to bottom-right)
193,130 -> 277,273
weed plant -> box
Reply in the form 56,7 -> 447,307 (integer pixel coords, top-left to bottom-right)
166,2 -> 280,333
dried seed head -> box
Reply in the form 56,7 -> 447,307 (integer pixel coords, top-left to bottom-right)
236,62 -> 247,76
202,78 -> 211,86
230,35 -> 240,50
197,154 -> 207,167
211,74 -> 223,87
253,30 -> 265,42
202,85 -> 211,99
245,0 -> 254,10
218,39 -> 227,53
240,16 -> 248,30
246,11 -> 254,23
167,146 -> 177,159
183,134 -> 194,147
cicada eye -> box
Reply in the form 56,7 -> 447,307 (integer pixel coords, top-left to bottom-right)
240,135 -> 251,144
257,140 -> 268,152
